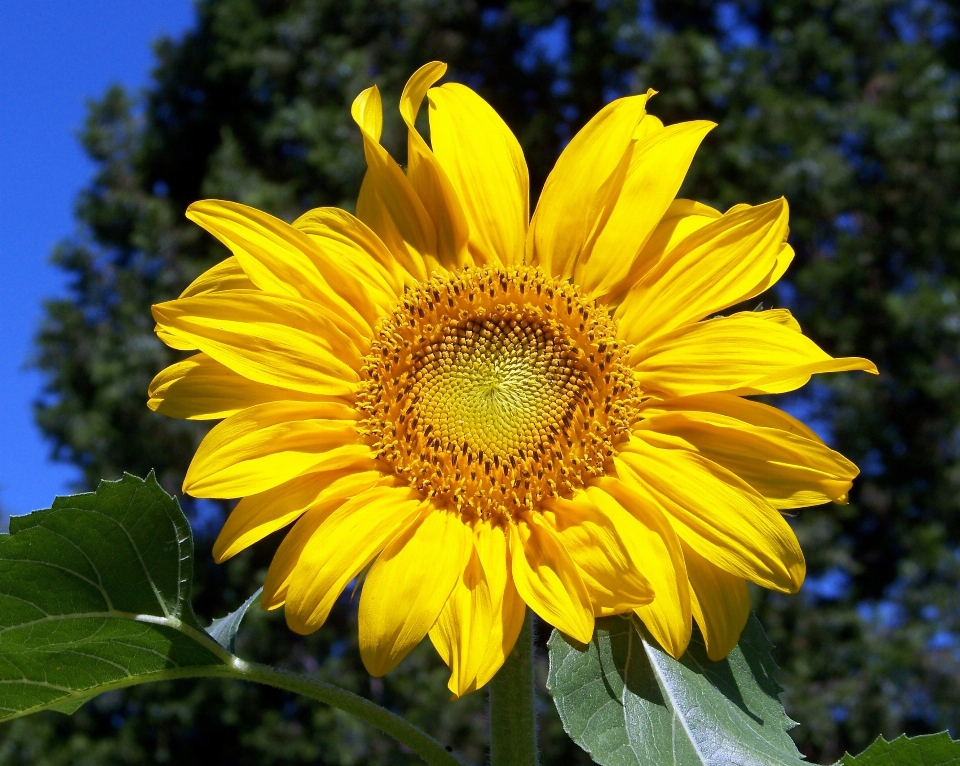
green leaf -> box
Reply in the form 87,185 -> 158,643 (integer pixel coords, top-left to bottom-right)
835,732 -> 960,765
0,473 -> 468,766
207,587 -> 263,653
0,472 -> 231,720
547,613 -> 803,766
48,694 -> 96,716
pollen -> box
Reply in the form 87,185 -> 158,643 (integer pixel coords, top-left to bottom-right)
357,267 -> 640,521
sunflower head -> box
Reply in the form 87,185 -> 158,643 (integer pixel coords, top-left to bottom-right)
149,61 -> 877,697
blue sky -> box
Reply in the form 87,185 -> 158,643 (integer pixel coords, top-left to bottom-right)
0,2 -> 194,515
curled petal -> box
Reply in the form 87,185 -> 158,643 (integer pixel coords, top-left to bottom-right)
352,85 -> 436,278
400,62 -> 469,267
475,574 -> 526,690
428,543 -> 494,697
430,527 -> 525,697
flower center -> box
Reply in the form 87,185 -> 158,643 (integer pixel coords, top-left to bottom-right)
357,267 -> 639,521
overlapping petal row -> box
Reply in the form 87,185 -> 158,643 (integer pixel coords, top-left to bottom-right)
149,61 -> 877,697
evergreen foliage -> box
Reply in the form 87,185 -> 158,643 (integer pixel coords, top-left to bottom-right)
27,0 -> 960,762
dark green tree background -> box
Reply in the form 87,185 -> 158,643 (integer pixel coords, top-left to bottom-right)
16,0 -> 960,763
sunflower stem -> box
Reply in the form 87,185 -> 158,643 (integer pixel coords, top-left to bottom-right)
490,609 -> 539,766
215,659 -> 467,766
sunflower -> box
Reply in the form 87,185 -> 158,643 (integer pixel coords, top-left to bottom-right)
149,62 -> 877,697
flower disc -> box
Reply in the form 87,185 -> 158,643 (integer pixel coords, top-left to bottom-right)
358,267 -> 640,521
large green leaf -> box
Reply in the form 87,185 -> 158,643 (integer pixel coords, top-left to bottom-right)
547,614 -> 804,766
0,473 -> 231,720
836,732 -> 960,765
0,474 -> 467,766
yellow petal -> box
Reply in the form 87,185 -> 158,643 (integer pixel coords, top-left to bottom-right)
356,174 -> 428,280
428,522 -> 526,696
261,494 -> 356,611
475,574 -> 526,690
183,401 -> 366,499
474,520 -> 510,609
586,480 -> 692,659
641,391 -> 821,441
617,198 -> 789,344
751,241 -> 795,297
359,508 -> 473,676
428,543 -> 494,697
147,352 -> 328,420
400,62 -> 469,267
155,325 -> 197,351
509,515 -> 593,643
542,492 -> 654,616
477,573 -> 527,689
475,523 -> 526,675
616,433 -> 805,592
529,92 -> 653,279
353,81 -> 383,140
186,200 -> 371,344
273,485 -> 422,625
630,310 -> 878,398
180,255 -> 257,298
293,206 -> 407,293
757,307 -> 802,332
602,198 -> 722,306
213,469 -> 383,563
428,83 -> 528,266
152,291 -> 361,396
352,85 -> 436,278
736,357 -> 879,395
633,112 -> 664,139
683,542 -> 750,661
282,207 -> 401,325
635,410 -> 858,508
442,520 -> 526,692
575,120 -> 716,300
